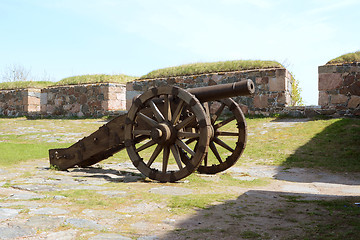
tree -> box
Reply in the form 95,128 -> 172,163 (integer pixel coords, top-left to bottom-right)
290,73 -> 304,106
1,64 -> 31,82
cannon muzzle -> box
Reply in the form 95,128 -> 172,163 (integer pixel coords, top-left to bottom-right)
187,79 -> 255,102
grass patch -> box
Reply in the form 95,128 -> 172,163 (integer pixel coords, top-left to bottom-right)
191,228 -> 215,233
140,60 -> 282,79
0,74 -> 137,90
290,198 -> 360,240
0,142 -> 69,167
326,51 -> 360,65
284,118 -> 360,171
219,173 -> 269,187
50,189 -> 123,208
243,118 -> 360,172
0,81 -> 53,90
56,74 -> 136,86
1,117 -> 359,172
240,230 -> 262,239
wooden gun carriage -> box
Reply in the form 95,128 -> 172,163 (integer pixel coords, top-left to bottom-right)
49,80 -> 255,182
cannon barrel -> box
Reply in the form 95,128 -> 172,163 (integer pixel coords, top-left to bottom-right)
187,79 -> 255,102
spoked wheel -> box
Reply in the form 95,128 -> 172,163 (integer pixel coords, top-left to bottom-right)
124,86 -> 211,182
197,98 -> 247,174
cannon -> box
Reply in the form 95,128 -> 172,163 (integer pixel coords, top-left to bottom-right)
49,80 -> 255,182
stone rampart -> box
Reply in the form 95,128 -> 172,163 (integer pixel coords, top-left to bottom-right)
318,63 -> 360,116
41,83 -> 126,117
126,68 -> 294,115
0,88 -> 41,116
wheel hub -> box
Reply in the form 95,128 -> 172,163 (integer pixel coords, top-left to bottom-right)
150,122 -> 176,145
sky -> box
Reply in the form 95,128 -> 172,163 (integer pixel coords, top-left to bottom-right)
0,0 -> 359,105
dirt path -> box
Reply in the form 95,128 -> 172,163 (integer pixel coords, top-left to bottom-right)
0,159 -> 359,240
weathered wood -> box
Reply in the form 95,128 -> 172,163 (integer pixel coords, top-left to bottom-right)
49,80 -> 254,182
49,114 -> 127,170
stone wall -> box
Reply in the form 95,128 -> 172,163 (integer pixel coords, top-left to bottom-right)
41,83 -> 126,117
0,88 -> 41,116
318,62 -> 360,116
126,68 -> 293,115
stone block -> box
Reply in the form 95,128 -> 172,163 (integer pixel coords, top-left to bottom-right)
269,77 -> 285,91
318,73 -> 343,91
72,103 -> 81,112
126,90 -> 142,101
46,105 -> 55,114
318,91 -> 329,106
101,101 -> 108,111
330,94 -> 348,105
275,68 -> 286,79
344,75 -> 355,86
348,96 -> 360,108
349,81 -> 360,95
54,98 -> 63,107
239,104 -> 249,114
27,96 -> 40,105
350,66 -> 360,73
318,65 -> 337,74
254,95 -> 268,108
211,74 -> 223,83
63,104 -> 72,111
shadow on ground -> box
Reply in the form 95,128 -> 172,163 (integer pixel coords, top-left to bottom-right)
158,190 -> 360,240
273,118 -> 360,185
68,167 -> 146,183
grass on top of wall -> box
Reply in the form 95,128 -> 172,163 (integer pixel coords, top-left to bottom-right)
0,74 -> 137,90
140,60 -> 283,79
0,81 -> 54,90
55,74 -> 137,86
326,51 -> 360,65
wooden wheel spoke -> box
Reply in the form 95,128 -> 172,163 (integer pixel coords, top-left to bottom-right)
185,138 -> 196,145
196,98 -> 247,175
211,102 -> 226,124
175,115 -> 196,130
177,131 -> 200,139
136,140 -> 156,153
170,145 -> 183,170
215,116 -> 236,129
147,144 -> 163,167
149,100 -> 165,122
214,137 -> 234,152
164,95 -> 171,121
133,130 -> 151,136
216,131 -> 239,137
203,102 -> 210,116
125,86 -> 210,182
162,146 -> 170,172
209,141 -> 223,163
176,139 -> 195,156
137,112 -> 158,127
171,100 -> 184,124
203,154 -> 208,167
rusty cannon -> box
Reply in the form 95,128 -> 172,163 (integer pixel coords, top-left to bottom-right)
49,80 -> 255,182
